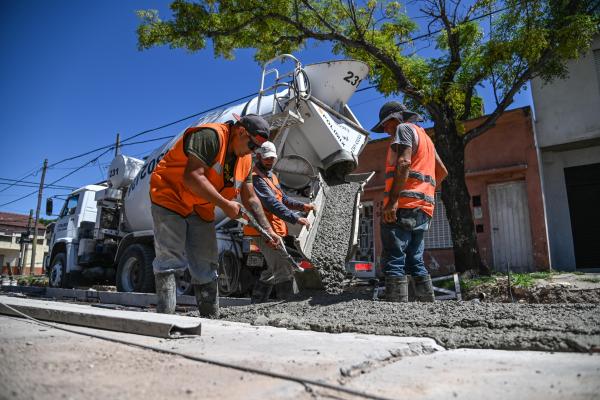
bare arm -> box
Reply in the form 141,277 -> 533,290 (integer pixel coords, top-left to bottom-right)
383,144 -> 412,223
183,155 -> 239,218
387,145 -> 412,207
240,182 -> 277,234
434,148 -> 448,189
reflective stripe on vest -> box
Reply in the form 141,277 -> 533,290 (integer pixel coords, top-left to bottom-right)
383,123 -> 437,217
243,167 -> 289,237
383,171 -> 436,187
384,190 -> 435,205
150,123 -> 252,221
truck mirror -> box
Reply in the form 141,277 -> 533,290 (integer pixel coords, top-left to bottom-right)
46,198 -> 53,216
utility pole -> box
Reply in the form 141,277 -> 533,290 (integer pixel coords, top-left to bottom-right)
21,209 -> 33,275
30,159 -> 47,275
115,133 -> 121,156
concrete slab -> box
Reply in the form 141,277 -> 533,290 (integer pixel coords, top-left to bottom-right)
345,348 -> 600,400
0,316 -> 306,400
0,296 -> 201,338
0,300 -> 442,399
2,297 -> 597,400
0,285 -> 251,307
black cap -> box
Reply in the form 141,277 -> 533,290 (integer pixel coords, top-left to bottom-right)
370,101 -> 422,133
233,113 -> 270,140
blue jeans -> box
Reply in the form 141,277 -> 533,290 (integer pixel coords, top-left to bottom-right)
380,208 -> 431,278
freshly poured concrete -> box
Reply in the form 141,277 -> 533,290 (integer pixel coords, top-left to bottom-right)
220,293 -> 600,352
309,179 -> 363,293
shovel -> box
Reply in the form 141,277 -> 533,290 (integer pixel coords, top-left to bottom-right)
236,206 -> 304,273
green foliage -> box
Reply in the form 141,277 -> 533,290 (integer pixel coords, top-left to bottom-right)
460,271 -> 560,291
38,217 -> 56,226
137,0 -> 598,127
578,277 -> 600,284
16,275 -> 48,287
136,0 -> 598,273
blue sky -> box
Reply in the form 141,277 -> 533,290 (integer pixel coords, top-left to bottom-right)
0,0 -> 532,215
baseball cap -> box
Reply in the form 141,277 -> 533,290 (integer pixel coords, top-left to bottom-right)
370,101 -> 422,133
256,141 -> 278,159
233,113 -> 270,143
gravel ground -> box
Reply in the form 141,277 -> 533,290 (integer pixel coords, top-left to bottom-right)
308,179 -> 362,294
219,290 -> 600,353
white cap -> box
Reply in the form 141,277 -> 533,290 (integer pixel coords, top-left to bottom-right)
256,141 -> 278,159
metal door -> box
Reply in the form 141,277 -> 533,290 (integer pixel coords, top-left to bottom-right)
488,181 -> 533,272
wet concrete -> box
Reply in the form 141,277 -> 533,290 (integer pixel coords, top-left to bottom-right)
309,179 -> 362,294
220,291 -> 600,353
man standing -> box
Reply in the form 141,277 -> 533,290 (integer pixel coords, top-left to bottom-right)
150,114 -> 279,317
371,101 -> 448,303
244,141 -> 315,303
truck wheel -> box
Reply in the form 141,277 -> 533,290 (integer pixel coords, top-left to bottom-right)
49,253 -> 69,288
218,250 -> 240,297
116,244 -> 155,293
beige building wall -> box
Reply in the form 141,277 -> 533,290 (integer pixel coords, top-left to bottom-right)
0,232 -> 49,275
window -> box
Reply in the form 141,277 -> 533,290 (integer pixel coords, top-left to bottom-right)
356,202 -> 375,262
59,194 -> 80,218
424,192 -> 453,249
0,235 -> 13,243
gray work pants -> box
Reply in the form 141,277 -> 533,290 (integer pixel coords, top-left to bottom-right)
254,236 -> 294,285
151,204 -> 218,285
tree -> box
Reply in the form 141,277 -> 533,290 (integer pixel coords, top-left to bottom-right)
137,0 -> 598,275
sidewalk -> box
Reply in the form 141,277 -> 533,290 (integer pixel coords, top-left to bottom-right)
0,298 -> 598,399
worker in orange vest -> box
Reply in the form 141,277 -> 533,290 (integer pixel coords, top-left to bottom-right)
371,102 -> 448,302
243,141 -> 315,303
150,114 -> 279,317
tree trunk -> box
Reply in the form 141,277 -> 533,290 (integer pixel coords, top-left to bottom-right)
434,120 -> 491,276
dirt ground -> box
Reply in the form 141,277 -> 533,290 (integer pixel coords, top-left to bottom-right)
461,272 -> 600,303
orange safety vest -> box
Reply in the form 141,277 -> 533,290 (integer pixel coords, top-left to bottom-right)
243,166 -> 289,237
150,123 -> 253,221
383,123 -> 437,217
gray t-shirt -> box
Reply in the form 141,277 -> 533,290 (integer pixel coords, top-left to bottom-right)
391,123 -> 419,155
183,128 -> 252,184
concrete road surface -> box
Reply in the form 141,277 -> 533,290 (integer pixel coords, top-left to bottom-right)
0,306 -> 598,400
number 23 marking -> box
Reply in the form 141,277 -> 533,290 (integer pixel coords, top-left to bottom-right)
343,71 -> 361,86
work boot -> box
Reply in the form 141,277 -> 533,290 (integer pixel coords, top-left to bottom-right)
274,279 -> 298,300
385,276 -> 408,303
155,272 -> 176,314
251,281 -> 273,304
414,274 -> 435,302
193,280 -> 219,318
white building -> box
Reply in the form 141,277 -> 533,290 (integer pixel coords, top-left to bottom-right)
531,35 -> 600,270
0,212 -> 48,275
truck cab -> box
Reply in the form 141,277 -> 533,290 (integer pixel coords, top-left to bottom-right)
46,185 -> 106,287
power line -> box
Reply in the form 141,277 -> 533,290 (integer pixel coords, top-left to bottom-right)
0,167 -> 42,194
0,183 -> 74,191
5,4 -> 512,189
45,92 -> 259,171
396,4 -> 511,47
120,92 -> 258,144
0,148 -> 114,208
0,178 -> 76,190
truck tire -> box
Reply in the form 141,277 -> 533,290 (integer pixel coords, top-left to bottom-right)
218,250 -> 240,297
48,253 -> 69,288
116,244 -> 155,293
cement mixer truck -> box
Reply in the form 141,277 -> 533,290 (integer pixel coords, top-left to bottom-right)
44,55 -> 373,295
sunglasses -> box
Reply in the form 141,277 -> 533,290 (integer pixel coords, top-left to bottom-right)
245,130 -> 267,151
